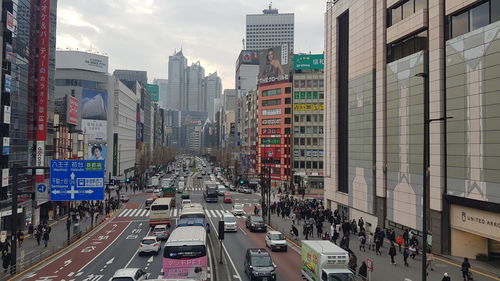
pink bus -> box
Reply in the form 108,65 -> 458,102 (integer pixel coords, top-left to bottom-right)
163,226 -> 208,280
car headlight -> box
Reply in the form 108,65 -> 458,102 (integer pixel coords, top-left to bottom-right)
251,223 -> 256,227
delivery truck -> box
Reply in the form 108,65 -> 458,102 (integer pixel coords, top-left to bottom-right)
301,240 -> 355,281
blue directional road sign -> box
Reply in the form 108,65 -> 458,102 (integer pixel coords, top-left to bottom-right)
50,160 -> 105,201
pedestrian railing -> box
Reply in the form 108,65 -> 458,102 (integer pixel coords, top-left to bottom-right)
0,214 -> 109,281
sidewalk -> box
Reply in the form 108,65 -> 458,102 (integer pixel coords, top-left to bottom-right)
0,210 -> 109,280
268,212 -> 499,281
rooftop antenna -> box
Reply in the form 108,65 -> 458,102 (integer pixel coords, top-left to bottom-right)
269,1 -> 272,10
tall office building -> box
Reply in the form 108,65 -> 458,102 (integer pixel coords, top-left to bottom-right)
185,62 -> 205,112
153,78 -> 168,109
325,0 -> 500,258
167,50 -> 187,111
204,72 -> 222,121
246,4 -> 294,52
113,70 -> 148,85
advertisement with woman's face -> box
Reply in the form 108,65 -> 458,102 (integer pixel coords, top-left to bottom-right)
88,144 -> 107,161
258,45 -> 291,85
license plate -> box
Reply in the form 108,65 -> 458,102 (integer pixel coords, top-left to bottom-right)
275,246 -> 280,249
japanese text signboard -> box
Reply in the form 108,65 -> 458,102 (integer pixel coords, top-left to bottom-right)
36,0 -> 51,183
50,160 -> 105,201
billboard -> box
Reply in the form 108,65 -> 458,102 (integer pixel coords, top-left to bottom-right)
82,119 -> 107,141
56,51 -> 109,73
67,95 -> 79,125
87,143 -> 107,161
293,54 -> 324,70
145,84 -> 160,102
238,50 -> 259,66
82,89 -> 107,120
262,108 -> 281,116
293,103 -> 324,111
258,45 -> 291,85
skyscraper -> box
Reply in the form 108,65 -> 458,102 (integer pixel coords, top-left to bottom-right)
184,62 -> 205,112
204,72 -> 222,121
113,70 -> 148,85
153,78 -> 168,109
246,4 -> 294,52
167,50 -> 187,111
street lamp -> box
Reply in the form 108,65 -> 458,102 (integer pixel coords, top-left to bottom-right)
416,65 -> 452,281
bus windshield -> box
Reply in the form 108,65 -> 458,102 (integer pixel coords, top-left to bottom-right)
151,205 -> 169,211
164,245 -> 207,259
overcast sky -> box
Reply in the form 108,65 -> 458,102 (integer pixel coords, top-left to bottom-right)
56,0 -> 325,90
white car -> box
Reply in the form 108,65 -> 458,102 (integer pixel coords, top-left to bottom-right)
152,225 -> 169,240
265,230 -> 287,251
138,236 -> 161,255
181,199 -> 192,208
110,268 -> 148,281
232,203 -> 245,216
222,213 -> 237,232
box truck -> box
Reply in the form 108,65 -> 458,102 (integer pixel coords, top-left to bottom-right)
301,240 -> 355,281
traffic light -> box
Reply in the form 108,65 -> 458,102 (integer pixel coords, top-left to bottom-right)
125,177 -> 131,183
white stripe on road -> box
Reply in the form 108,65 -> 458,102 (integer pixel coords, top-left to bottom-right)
118,210 -> 127,217
215,210 -> 223,218
123,209 -> 134,217
205,210 -> 211,218
145,210 -> 150,217
138,209 -> 147,217
172,209 -> 178,217
209,210 -> 217,218
129,209 -> 139,217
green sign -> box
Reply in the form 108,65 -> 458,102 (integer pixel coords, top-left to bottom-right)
293,54 -> 324,70
262,138 -> 281,145
145,84 -> 160,102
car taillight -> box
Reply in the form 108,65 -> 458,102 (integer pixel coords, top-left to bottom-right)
139,244 -> 143,247
163,231 -> 168,234
154,243 -> 158,247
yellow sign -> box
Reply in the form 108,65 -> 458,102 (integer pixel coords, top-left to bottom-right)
293,103 -> 324,111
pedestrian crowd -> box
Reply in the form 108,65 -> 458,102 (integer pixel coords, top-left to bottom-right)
270,194 -> 461,280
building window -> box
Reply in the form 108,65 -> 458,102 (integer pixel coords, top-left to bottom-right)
300,161 -> 305,168
312,161 -> 318,169
294,80 -> 300,88
300,80 -> 306,88
294,161 -> 299,168
313,80 -> 319,88
262,89 -> 281,97
306,161 -> 312,169
448,0 -> 499,39
338,11 -> 349,194
300,138 -> 305,145
319,161 -> 323,169
285,118 -> 291,124
262,99 -> 281,106
284,127 -> 291,134
285,98 -> 291,104
387,0 -> 427,27
294,138 -> 299,145
285,107 -> 291,114
312,138 -> 318,145
387,30 -> 427,63
294,115 -> 299,122
285,87 -> 292,94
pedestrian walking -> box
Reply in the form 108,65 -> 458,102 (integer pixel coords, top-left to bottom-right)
375,236 -> 382,255
359,235 -> 366,252
461,257 -> 471,281
403,246 -> 410,267
316,221 -> 323,238
358,217 -> 364,231
389,243 -> 397,265
291,212 -> 296,225
17,230 -> 24,247
396,235 -> 404,253
442,273 -> 451,281
359,261 -> 368,280
348,254 -> 357,272
35,229 -> 41,246
330,224 -> 335,238
2,251 -> 11,273
367,232 -> 374,251
43,231 -> 49,248
332,229 -> 339,245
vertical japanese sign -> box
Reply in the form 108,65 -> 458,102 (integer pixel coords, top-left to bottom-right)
112,133 -> 118,176
36,0 -> 51,183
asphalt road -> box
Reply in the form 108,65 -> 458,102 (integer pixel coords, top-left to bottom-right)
14,164 -> 304,281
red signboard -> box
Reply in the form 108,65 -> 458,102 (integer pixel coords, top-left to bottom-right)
6,11 -> 14,32
36,0 -> 51,182
67,96 -> 79,125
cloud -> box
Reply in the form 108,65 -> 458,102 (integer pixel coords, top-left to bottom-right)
56,0 -> 324,90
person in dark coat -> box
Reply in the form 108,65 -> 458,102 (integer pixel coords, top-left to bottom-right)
43,231 -> 49,248
442,273 -> 451,281
332,229 -> 340,245
2,251 -> 11,273
358,261 -> 368,280
403,246 -> 410,267
389,243 -> 397,265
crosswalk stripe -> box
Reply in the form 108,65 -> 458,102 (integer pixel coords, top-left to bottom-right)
118,210 -> 127,217
209,210 -> 217,218
138,209 -> 147,217
172,209 -> 178,217
129,209 -> 139,217
123,209 -> 133,217
205,210 -> 211,218
145,210 -> 150,217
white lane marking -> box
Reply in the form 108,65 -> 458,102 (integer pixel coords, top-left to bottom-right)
206,210 -> 212,218
173,209 -> 178,217
123,209 -> 134,217
209,210 -> 217,218
68,272 -> 75,277
79,221 -> 132,271
145,210 -> 150,217
239,227 -> 247,236
215,210 -> 224,218
130,209 -> 140,217
118,210 -> 127,217
207,213 -> 241,280
125,227 -> 152,268
139,209 -> 147,217
207,237 -> 215,281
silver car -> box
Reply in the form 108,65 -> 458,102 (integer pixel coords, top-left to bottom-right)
152,225 -> 169,240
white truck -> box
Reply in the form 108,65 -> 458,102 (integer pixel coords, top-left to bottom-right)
149,176 -> 159,187
301,240 -> 355,281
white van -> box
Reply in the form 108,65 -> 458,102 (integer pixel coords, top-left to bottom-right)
222,213 -> 237,232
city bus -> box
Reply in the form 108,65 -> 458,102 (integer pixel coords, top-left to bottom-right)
163,226 -> 208,280
179,204 -> 206,220
149,197 -> 173,228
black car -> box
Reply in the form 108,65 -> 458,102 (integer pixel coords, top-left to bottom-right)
244,248 -> 277,281
246,215 -> 266,232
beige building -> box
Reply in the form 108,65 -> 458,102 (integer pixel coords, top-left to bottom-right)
325,0 -> 500,258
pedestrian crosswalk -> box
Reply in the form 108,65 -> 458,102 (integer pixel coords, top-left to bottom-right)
117,207 -> 248,219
